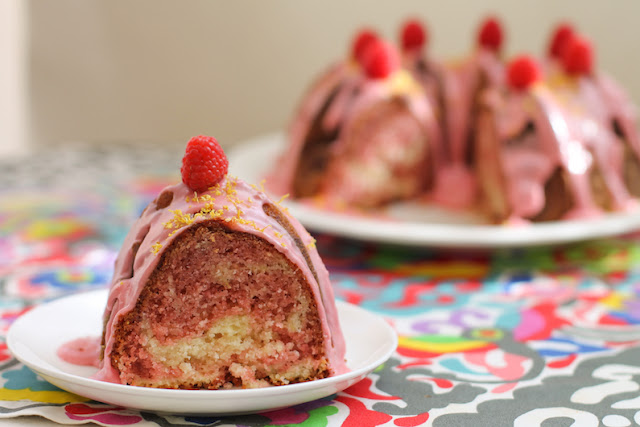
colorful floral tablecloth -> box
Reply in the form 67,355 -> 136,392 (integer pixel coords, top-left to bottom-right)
1,145 -> 640,426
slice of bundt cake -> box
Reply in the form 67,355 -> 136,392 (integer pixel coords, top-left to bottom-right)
95,135 -> 347,389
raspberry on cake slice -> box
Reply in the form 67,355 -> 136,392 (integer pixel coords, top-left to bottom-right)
85,135 -> 347,389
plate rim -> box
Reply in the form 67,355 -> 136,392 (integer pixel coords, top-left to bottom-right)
228,132 -> 640,248
7,289 -> 397,411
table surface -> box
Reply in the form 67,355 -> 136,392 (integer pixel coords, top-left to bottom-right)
1,145 -> 640,427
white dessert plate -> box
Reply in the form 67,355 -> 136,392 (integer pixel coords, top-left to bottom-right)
7,289 -> 397,416
229,133 -> 640,248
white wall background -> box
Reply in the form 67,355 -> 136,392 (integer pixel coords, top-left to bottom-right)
1,0 -> 639,155
0,0 -> 27,156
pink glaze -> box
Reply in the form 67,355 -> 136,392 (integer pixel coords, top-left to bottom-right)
444,49 -> 504,165
93,176 -> 347,384
550,74 -> 638,212
571,78 -> 629,209
430,164 -> 478,210
58,336 -> 101,368
402,49 -> 444,109
595,74 -> 640,160
402,52 -> 449,184
479,72 -> 639,221
495,84 -> 600,219
267,62 -> 354,196
322,70 -> 363,132
431,48 -> 505,209
319,71 -> 441,206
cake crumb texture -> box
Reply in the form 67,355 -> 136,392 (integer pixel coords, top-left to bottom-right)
110,219 -> 329,389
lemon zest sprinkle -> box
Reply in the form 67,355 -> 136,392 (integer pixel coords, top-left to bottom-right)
276,194 -> 290,205
160,178 -> 272,236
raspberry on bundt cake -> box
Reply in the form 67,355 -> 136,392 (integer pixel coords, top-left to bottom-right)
270,16 -> 640,224
431,16 -> 506,209
269,28 -> 380,201
475,45 -> 640,223
399,18 -> 446,118
270,30 -> 441,209
95,135 -> 347,389
476,55 -> 583,223
550,34 -> 640,204
544,22 -> 575,76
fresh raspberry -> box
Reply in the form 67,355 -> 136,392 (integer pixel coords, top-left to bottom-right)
562,35 -> 593,75
548,23 -> 574,59
361,39 -> 400,79
400,19 -> 428,52
180,135 -> 228,192
507,55 -> 541,90
351,29 -> 378,63
477,16 -> 503,52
